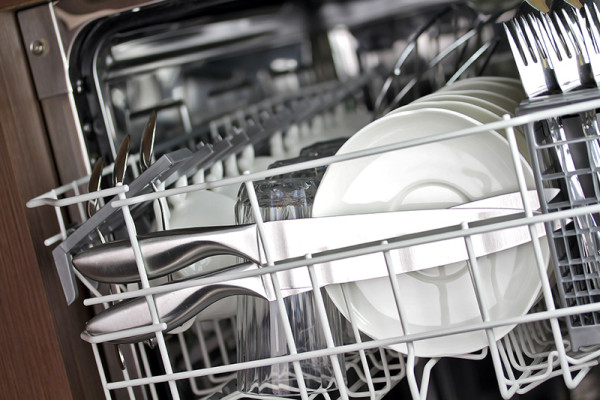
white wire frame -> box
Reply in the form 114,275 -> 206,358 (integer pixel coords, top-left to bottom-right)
27,96 -> 600,399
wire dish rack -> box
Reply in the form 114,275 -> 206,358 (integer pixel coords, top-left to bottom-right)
25,5 -> 600,400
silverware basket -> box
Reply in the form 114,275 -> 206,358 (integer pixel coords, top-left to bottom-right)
520,89 -> 600,350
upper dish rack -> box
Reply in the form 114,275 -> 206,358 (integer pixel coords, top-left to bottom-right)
26,3 -> 600,400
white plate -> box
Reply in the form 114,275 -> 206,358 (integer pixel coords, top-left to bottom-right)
447,76 -> 523,89
438,78 -> 525,103
408,93 -> 510,118
387,100 -> 530,162
313,108 -> 549,357
416,89 -> 518,114
388,100 -> 500,125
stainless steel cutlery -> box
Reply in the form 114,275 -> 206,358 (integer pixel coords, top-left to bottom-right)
505,1 -> 600,347
73,190 -> 551,283
78,189 -> 559,343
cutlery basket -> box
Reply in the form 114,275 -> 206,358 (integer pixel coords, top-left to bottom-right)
519,89 -> 600,350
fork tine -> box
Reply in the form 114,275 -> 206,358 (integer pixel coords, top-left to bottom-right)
553,11 -> 578,59
525,14 -> 550,62
506,15 -> 557,97
539,13 -> 561,60
542,11 -> 584,91
522,14 -> 554,69
586,2 -> 600,51
587,4 -> 600,52
504,22 -> 529,67
561,8 -> 589,62
593,2 -> 600,26
512,18 -> 538,65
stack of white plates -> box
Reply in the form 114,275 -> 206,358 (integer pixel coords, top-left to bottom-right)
313,77 -> 550,357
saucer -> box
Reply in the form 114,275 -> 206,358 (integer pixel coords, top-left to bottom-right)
313,108 -> 549,357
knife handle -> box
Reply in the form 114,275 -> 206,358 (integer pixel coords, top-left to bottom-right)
72,224 -> 259,283
81,263 -> 265,344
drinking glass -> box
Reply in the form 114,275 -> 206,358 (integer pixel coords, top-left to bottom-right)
235,176 -> 346,396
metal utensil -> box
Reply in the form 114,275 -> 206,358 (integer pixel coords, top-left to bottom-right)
139,111 -> 169,231
560,6 -> 600,178
72,190 -> 553,283
89,154 -> 129,369
504,16 -> 557,97
87,158 -> 104,219
114,135 -> 130,187
87,158 -> 107,243
81,206 -> 558,344
527,13 -> 600,266
140,111 -> 157,173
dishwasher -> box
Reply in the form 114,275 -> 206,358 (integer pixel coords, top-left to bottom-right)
20,0 -> 600,399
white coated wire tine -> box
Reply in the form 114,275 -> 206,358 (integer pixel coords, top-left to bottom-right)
305,257 -> 350,400
136,342 -> 160,400
382,243 -> 426,400
92,343 -> 114,399
339,285 -> 379,399
70,181 -> 87,222
496,341 -> 519,395
242,178 -> 310,400
461,220 -> 517,399
176,333 -> 202,395
505,119 -> 582,391
117,189 -> 180,399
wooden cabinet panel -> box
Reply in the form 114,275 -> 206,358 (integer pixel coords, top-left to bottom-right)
0,10 -> 103,400
0,0 -> 44,11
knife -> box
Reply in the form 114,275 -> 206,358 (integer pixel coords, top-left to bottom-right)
81,190 -> 559,344
73,189 -> 555,284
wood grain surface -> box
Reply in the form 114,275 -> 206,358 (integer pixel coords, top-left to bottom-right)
0,0 -> 42,11
0,10 -> 103,400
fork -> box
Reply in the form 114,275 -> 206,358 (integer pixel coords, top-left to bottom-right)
558,6 -> 600,189
504,16 -> 557,97
519,12 -> 600,279
542,9 -> 600,191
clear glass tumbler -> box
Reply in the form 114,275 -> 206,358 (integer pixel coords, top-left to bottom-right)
235,177 -> 346,396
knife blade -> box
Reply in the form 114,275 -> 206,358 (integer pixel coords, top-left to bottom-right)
73,189 -> 555,284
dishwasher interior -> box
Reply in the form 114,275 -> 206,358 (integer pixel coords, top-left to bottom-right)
23,0 -> 600,399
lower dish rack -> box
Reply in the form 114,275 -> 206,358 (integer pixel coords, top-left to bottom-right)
27,88 -> 600,400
